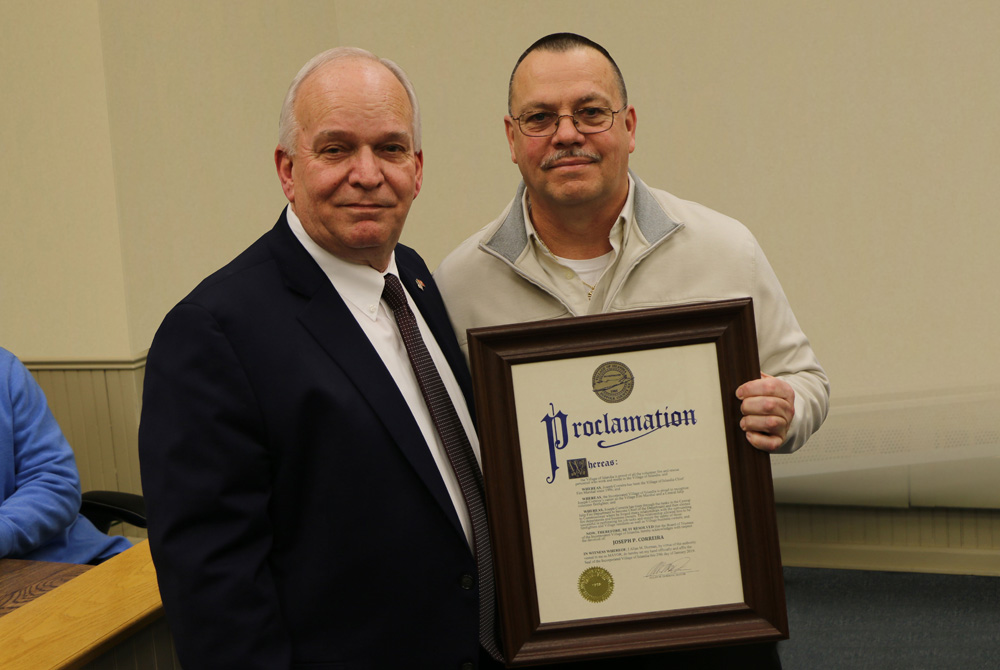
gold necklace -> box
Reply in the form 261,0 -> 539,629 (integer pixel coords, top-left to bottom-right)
580,278 -> 596,300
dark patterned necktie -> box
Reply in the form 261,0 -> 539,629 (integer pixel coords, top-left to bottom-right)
382,273 -> 503,662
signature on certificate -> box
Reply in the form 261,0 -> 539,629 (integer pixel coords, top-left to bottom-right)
645,557 -> 695,578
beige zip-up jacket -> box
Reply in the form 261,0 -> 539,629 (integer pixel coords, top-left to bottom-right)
435,174 -> 829,453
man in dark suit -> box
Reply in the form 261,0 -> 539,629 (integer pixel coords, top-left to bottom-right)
139,47 -> 498,669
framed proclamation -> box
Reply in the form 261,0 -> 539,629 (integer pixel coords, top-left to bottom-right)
467,299 -> 787,666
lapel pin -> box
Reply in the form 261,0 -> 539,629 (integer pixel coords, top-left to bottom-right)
415,279 -> 426,291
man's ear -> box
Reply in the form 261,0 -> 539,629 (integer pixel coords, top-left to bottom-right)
413,150 -> 424,198
625,106 -> 637,154
275,146 -> 295,202
504,116 -> 519,164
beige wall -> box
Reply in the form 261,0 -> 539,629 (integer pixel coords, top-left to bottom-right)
0,1 -> 130,359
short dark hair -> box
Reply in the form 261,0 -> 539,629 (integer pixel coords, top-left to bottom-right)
507,33 -> 628,114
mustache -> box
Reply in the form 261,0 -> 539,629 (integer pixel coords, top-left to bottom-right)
540,149 -> 601,170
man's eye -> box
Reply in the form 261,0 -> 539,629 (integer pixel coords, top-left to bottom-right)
321,146 -> 343,155
383,145 -> 404,153
577,107 -> 602,119
526,112 -> 553,124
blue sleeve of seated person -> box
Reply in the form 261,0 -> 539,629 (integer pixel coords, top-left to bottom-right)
0,348 -> 131,563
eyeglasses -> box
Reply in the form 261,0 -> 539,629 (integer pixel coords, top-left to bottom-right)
511,104 -> 628,137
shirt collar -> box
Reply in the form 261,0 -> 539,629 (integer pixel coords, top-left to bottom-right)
285,205 -> 396,322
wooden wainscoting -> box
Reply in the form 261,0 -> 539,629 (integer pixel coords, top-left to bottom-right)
777,503 -> 1000,576
25,357 -> 146,540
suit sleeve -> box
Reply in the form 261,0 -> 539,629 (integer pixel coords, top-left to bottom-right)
139,303 -> 291,669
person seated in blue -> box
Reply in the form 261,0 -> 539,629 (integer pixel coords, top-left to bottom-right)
1,347 -> 131,564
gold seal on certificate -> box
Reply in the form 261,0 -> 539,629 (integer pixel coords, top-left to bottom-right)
578,566 -> 614,603
591,361 -> 634,403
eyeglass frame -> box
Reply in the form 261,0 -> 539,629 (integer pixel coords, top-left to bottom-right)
510,103 -> 630,137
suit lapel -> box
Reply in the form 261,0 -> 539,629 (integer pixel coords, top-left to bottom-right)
264,214 -> 467,541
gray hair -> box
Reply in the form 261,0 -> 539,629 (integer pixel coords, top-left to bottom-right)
278,47 -> 421,156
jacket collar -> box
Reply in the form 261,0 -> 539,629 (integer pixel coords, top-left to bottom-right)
482,170 -> 683,264
264,208 -> 331,299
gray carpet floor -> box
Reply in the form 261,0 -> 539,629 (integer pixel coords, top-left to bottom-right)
779,566 -> 1000,669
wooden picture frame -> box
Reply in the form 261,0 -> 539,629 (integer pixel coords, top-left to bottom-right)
468,299 -> 786,666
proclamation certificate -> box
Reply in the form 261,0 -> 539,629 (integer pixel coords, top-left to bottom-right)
510,343 -> 743,624
468,300 -> 787,665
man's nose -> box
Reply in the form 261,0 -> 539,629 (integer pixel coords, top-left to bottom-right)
349,147 -> 384,188
551,114 -> 585,145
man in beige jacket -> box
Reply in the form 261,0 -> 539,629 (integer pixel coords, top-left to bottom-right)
435,31 -> 828,670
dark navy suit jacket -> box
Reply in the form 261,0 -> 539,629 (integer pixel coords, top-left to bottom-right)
139,212 -> 482,669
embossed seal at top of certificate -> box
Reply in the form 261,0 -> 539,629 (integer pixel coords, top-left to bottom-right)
592,361 -> 634,403
578,566 -> 615,603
